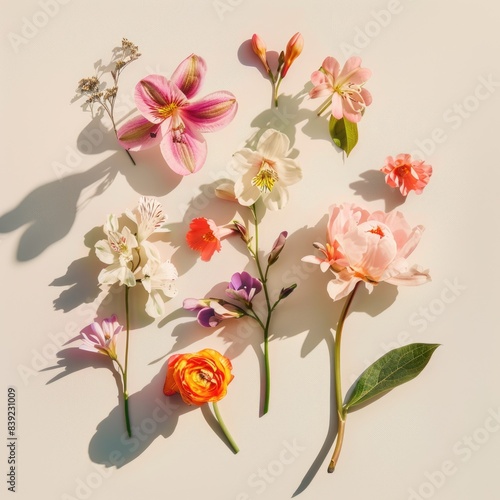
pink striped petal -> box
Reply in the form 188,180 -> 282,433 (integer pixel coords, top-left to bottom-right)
117,116 -> 163,151
160,125 -> 207,175
135,75 -> 187,124
171,54 -> 207,99
182,91 -> 237,132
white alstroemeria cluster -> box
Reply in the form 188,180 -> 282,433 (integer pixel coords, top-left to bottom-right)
94,196 -> 178,318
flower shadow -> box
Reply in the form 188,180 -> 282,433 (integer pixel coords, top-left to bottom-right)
0,111 -> 182,263
87,363 -> 197,468
349,169 -> 406,212
0,157 -> 118,262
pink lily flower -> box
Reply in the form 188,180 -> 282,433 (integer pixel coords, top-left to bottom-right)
309,56 -> 372,123
117,54 -> 238,175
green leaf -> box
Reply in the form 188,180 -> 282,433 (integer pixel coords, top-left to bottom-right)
329,116 -> 358,157
344,343 -> 440,412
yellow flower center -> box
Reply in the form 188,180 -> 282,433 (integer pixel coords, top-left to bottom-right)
158,102 -> 178,118
252,161 -> 278,192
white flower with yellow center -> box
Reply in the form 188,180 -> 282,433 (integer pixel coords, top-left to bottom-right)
231,129 -> 302,210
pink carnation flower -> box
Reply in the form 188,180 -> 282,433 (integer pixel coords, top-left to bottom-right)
381,154 -> 433,196
303,203 -> 430,301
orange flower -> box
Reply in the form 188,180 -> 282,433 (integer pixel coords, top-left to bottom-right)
381,153 -> 432,196
186,217 -> 234,261
164,349 -> 234,405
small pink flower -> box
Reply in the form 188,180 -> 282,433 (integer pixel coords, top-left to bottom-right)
79,315 -> 123,360
309,56 -> 372,123
381,154 -> 433,196
303,203 -> 430,301
281,32 -> 304,78
186,217 -> 235,261
117,54 -> 237,175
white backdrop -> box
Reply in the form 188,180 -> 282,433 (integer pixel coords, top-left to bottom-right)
2,1 -> 500,499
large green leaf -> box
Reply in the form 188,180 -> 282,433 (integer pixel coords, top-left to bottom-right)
344,343 -> 440,412
329,116 -> 358,157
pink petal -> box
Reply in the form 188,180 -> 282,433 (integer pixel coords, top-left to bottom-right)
360,87 -> 372,106
309,82 -> 333,99
160,125 -> 207,175
117,116 -> 163,151
171,54 -> 207,99
386,265 -> 431,286
182,91 -> 237,132
135,76 -> 187,124
327,272 -> 362,302
331,93 -> 344,120
321,56 -> 340,80
338,57 -> 362,81
310,70 -> 329,87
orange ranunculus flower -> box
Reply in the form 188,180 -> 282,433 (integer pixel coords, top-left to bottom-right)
163,349 -> 234,405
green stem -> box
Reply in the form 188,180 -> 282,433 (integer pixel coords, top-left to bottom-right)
273,76 -> 282,108
122,285 -> 132,437
250,204 -> 272,415
328,281 -> 361,473
317,96 -> 333,117
212,402 -> 239,454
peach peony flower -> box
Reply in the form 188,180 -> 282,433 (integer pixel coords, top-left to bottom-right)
164,349 -> 234,405
381,154 -> 433,196
186,217 -> 235,261
303,203 -> 430,301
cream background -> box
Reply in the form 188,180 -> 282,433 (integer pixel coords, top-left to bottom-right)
2,1 -> 500,499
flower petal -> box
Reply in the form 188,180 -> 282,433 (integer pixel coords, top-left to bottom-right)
309,82 -> 333,99
257,129 -> 290,159
170,54 -> 206,99
386,265 -> 431,287
234,171 -> 261,206
182,91 -> 238,132
145,290 -> 165,318
117,116 -> 163,151
331,93 -> 344,120
160,125 -> 207,175
321,56 -> 340,80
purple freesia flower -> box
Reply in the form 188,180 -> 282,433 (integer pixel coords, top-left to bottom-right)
183,298 -> 244,328
225,271 -> 262,305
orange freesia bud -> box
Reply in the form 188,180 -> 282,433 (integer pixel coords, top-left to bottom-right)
163,349 -> 234,405
251,33 -> 270,73
281,32 -> 304,78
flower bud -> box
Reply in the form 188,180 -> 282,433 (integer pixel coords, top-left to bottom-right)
279,284 -> 297,300
232,220 -> 249,243
281,32 -> 304,78
251,34 -> 270,73
268,231 -> 288,266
